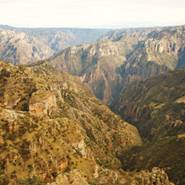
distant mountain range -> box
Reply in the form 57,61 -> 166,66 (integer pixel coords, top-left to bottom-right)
0,25 -> 109,64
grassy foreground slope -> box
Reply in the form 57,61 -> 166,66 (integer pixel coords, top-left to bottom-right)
0,61 -> 174,185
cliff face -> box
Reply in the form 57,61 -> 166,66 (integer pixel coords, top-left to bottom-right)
51,26 -> 185,104
0,61 -> 173,185
51,40 -> 126,103
113,70 -> 185,185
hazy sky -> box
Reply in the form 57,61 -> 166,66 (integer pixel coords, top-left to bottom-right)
0,0 -> 185,28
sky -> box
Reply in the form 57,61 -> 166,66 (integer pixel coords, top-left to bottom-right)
0,0 -> 185,28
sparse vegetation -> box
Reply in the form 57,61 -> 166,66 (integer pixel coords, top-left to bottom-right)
1,61 -> 171,185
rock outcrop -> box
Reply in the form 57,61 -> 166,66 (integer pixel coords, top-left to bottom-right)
29,90 -> 57,117
48,167 -> 174,185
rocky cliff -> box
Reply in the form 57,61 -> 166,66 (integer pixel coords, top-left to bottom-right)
50,26 -> 185,104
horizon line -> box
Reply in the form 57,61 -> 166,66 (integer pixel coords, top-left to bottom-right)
0,23 -> 185,30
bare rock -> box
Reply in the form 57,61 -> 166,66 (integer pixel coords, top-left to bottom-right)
29,90 -> 57,117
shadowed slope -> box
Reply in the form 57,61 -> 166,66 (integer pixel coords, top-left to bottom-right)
113,70 -> 185,185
